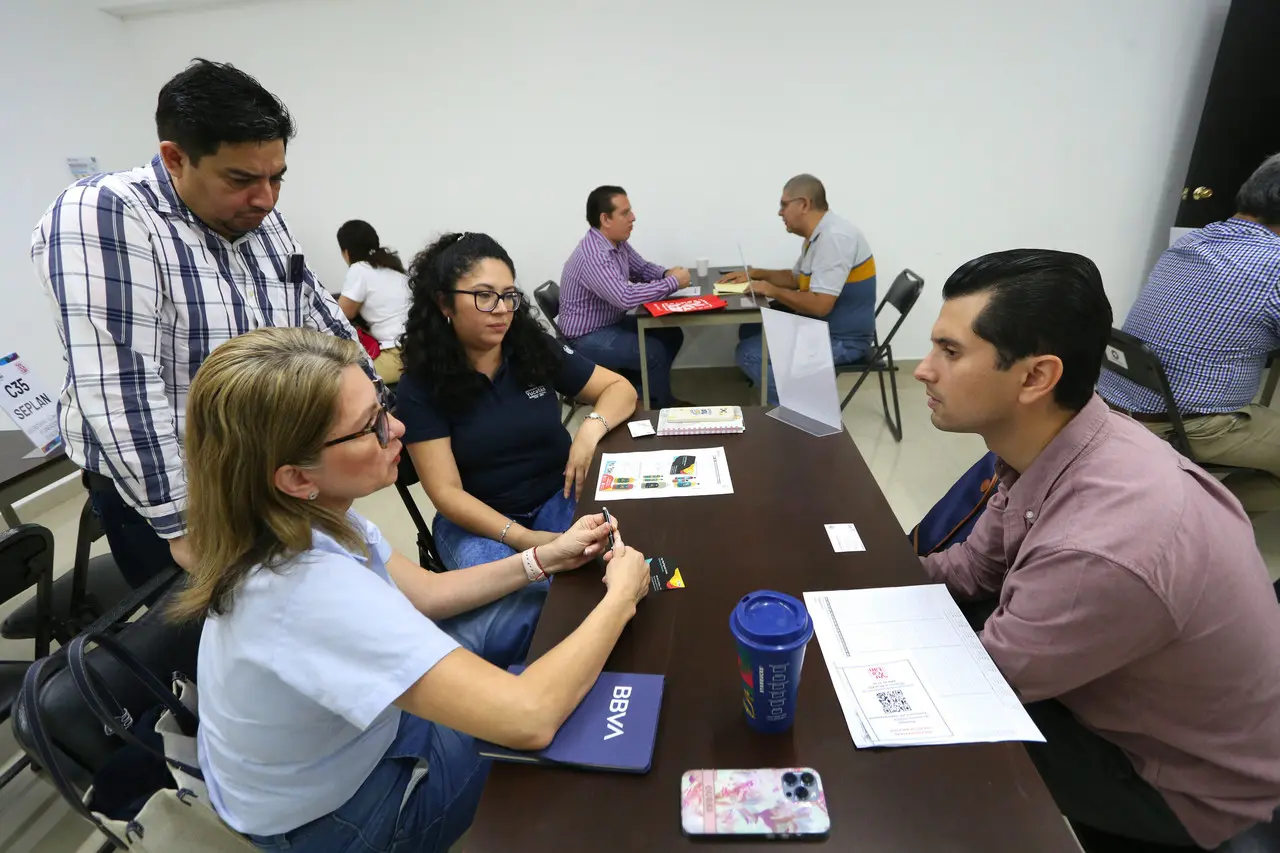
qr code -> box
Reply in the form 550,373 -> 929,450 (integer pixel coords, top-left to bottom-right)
876,689 -> 911,714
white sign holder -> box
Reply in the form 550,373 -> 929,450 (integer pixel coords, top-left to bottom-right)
0,353 -> 63,455
759,308 -> 843,437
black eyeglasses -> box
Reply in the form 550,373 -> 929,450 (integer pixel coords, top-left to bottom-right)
324,401 -> 391,448
445,289 -> 523,313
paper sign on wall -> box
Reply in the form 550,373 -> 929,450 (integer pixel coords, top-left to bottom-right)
0,353 -> 62,455
67,156 -> 100,179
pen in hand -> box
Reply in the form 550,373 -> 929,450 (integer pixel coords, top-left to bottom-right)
601,506 -> 617,554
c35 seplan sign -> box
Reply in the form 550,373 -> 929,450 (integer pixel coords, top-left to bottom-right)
0,353 -> 62,454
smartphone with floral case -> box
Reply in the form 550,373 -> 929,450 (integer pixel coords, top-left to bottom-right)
680,767 -> 830,839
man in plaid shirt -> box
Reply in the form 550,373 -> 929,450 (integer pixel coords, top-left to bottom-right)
1097,154 -> 1280,515
31,59 -> 364,586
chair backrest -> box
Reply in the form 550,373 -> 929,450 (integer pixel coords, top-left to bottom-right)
534,280 -> 561,326
0,524 -> 54,658
393,449 -> 444,571
864,269 -> 925,363
878,269 -> 925,319
1100,328 -> 1194,459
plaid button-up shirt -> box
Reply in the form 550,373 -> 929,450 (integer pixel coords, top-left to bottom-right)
1098,218 -> 1280,414
31,155 -> 363,537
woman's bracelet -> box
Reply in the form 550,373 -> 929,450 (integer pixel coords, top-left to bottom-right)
521,547 -> 547,583
499,519 -> 513,545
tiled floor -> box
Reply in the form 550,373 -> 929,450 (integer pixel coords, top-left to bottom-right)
2,368 -> 1275,852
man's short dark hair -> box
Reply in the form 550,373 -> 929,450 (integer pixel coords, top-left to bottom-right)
586,185 -> 626,229
156,58 -> 295,164
1236,153 -> 1280,225
942,249 -> 1113,411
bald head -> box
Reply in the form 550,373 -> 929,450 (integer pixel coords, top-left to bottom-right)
783,174 -> 828,211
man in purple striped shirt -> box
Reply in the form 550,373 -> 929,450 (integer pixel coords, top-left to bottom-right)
556,186 -> 690,407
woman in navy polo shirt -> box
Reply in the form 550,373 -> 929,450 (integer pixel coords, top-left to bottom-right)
397,233 -> 636,655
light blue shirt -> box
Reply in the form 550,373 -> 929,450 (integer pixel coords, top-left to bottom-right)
196,512 -> 459,835
790,212 -> 876,349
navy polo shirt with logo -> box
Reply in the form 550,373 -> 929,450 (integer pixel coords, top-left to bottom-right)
396,337 -> 596,516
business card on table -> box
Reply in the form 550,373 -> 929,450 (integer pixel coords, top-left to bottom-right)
628,419 -> 656,438
825,523 -> 866,553
646,557 -> 685,592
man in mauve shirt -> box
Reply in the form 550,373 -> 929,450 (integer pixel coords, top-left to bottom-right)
916,249 -> 1280,849
557,185 -> 690,407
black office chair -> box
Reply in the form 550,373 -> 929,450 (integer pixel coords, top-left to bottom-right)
1099,329 -> 1256,478
2,489 -> 132,646
394,452 -> 445,572
533,280 -> 583,425
835,269 -> 925,442
0,524 -> 54,790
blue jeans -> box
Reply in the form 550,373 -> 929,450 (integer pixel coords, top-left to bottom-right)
570,316 -> 684,407
735,324 -> 869,406
248,713 -> 490,853
431,489 -> 577,669
87,474 -> 174,589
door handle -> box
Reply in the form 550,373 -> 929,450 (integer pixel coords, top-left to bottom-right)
1192,186 -> 1214,201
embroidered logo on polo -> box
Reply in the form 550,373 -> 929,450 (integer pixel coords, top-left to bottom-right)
526,385 -> 548,400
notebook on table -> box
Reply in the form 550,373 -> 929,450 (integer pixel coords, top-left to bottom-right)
476,668 -> 664,773
643,295 -> 727,317
657,406 -> 745,436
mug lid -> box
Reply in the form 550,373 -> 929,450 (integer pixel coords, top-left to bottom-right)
731,590 -> 811,647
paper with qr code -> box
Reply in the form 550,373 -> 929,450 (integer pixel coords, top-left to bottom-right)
803,585 -> 1044,748
843,660 -> 951,743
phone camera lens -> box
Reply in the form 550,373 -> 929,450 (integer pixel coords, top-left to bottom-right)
782,772 -> 797,786
800,772 -> 815,786
794,786 -> 810,801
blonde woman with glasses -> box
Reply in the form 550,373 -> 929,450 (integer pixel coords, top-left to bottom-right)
174,327 -> 650,853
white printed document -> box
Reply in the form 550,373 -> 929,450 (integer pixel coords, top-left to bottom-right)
593,447 -> 733,501
803,585 -> 1044,748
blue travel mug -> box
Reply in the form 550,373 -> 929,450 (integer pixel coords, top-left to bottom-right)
730,590 -> 814,733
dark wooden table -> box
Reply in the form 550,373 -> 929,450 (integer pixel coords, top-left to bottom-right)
0,430 -> 75,529
467,410 -> 1080,852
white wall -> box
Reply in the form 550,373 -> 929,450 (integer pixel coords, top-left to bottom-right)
0,1 -> 154,397
118,0 -> 1228,364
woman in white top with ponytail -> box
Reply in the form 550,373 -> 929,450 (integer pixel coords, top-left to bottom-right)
337,219 -> 411,383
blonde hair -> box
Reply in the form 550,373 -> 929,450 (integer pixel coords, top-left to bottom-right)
171,328 -> 368,621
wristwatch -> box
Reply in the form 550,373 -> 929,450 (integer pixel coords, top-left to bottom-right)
584,412 -> 610,431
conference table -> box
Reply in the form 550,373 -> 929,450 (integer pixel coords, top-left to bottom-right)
0,430 -> 76,529
467,409 -> 1080,852
631,269 -> 770,409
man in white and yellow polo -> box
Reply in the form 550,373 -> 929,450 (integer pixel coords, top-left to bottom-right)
722,174 -> 876,404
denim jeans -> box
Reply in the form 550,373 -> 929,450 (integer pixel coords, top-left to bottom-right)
248,713 -> 490,853
87,474 -> 175,589
569,316 -> 684,407
431,489 -> 577,669
734,324 -> 869,406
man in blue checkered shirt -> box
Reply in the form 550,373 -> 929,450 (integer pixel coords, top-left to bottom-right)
31,60 -> 366,587
1097,154 -> 1280,514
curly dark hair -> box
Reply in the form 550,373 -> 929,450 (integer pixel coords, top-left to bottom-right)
400,232 -> 561,413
